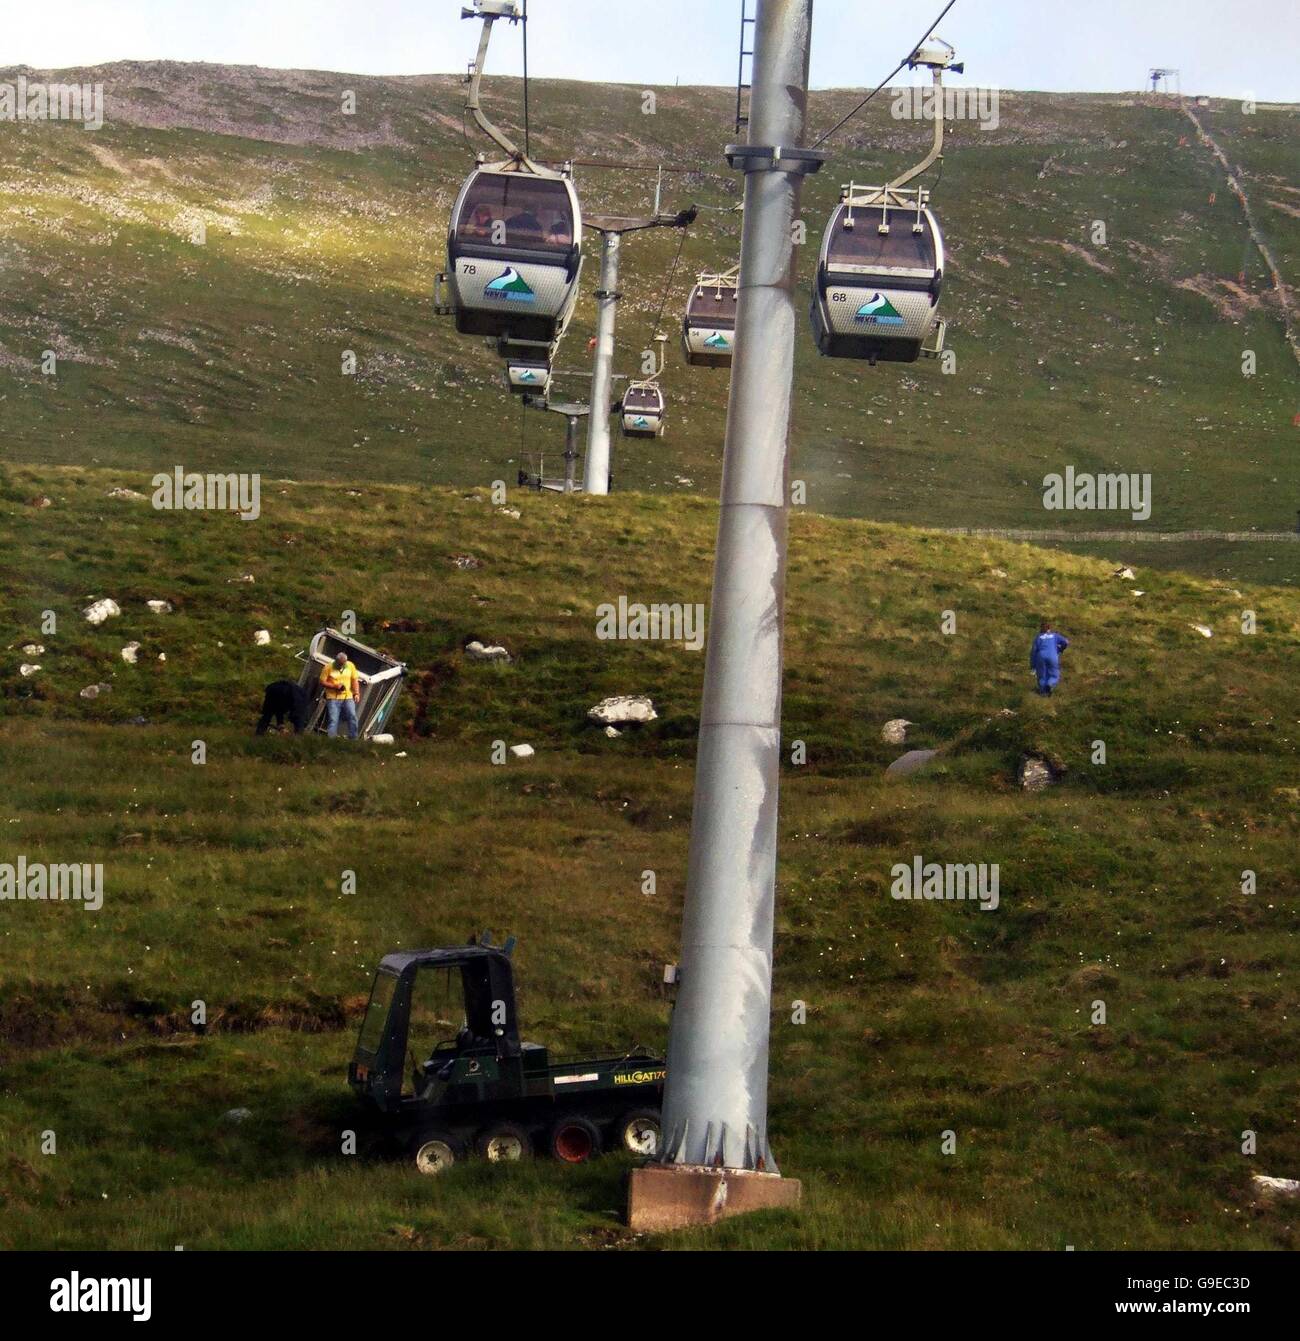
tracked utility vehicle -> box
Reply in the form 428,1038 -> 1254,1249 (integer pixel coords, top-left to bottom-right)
348,937 -> 665,1173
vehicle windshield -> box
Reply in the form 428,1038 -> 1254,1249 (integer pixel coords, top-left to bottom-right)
456,174 -> 576,254
356,969 -> 397,1056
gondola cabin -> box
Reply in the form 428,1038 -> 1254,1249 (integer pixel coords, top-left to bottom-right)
445,165 -> 583,350
620,382 -> 665,437
682,276 -> 738,368
810,199 -> 945,363
503,357 -> 552,396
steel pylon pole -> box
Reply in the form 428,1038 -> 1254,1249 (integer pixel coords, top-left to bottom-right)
584,229 -> 620,496
656,0 -> 819,1176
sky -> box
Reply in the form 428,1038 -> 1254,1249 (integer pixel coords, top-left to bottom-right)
6,0 -> 1299,102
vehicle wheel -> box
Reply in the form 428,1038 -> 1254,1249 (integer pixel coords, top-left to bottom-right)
613,1107 -> 661,1157
409,1128 -> 462,1176
549,1114 -> 602,1164
476,1122 -> 533,1163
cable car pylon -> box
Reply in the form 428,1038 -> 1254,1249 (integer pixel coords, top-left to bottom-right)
628,0 -> 822,1232
582,203 -> 696,496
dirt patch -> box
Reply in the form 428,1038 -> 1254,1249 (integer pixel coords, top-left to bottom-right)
1174,274 -> 1265,321
1042,239 -> 1113,274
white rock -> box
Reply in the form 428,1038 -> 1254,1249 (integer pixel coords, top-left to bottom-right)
1019,756 -> 1057,790
83,598 -> 121,625
587,695 -> 658,726
106,487 -> 146,501
253,630 -> 271,646
1113,566 -> 1136,580
228,573 -> 256,584
464,639 -> 511,663
604,725 -> 622,738
121,642 -> 141,664
881,718 -> 914,745
989,568 -> 1009,579
394,751 -> 408,758
371,733 -> 395,745
21,644 -> 44,656
497,507 -> 521,519
19,663 -> 41,677
220,1107 -> 253,1124
1252,1174 -> 1300,1200
79,683 -> 112,699
1189,623 -> 1213,638
146,600 -> 173,614
508,743 -> 535,759
157,653 -> 166,662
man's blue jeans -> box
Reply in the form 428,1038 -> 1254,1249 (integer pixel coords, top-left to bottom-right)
326,698 -> 359,739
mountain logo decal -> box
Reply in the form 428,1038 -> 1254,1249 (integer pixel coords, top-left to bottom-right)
485,267 -> 536,303
854,292 -> 905,325
632,415 -> 650,428
704,331 -> 731,349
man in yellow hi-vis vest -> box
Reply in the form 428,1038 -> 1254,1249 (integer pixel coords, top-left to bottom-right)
320,650 -> 361,739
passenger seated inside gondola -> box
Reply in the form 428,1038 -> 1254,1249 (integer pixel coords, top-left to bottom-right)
464,203 -> 496,239
507,209 -> 544,244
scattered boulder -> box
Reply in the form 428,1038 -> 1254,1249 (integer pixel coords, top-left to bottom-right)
220,1108 -> 253,1125
371,733 -> 395,745
120,642 -> 141,664
157,652 -> 166,662
509,743 -> 535,759
21,643 -> 44,656
146,599 -> 173,614
79,683 -> 113,700
253,630 -> 271,646
19,663 -> 41,677
1112,566 -> 1136,580
449,553 -> 482,570
881,718 -> 913,745
228,573 -> 256,584
588,695 -> 658,726
464,640 -> 511,663
1252,1174 -> 1300,1202
989,568 -> 1009,579
1018,755 -> 1058,790
83,598 -> 121,625
496,507 -> 521,519
604,726 -> 622,739
886,749 -> 938,777
27,495 -> 52,509
1189,623 -> 1213,638
106,486 -> 146,501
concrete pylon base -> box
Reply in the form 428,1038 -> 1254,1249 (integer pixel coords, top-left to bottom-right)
626,1163 -> 802,1232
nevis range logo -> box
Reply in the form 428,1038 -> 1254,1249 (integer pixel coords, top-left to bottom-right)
703,331 -> 730,348
855,292 -> 905,325
484,267 -> 536,303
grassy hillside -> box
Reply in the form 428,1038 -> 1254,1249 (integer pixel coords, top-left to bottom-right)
2,465 -> 1298,1249
1,65 -> 1297,585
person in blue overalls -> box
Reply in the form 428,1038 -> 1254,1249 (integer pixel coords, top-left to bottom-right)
1030,621 -> 1070,696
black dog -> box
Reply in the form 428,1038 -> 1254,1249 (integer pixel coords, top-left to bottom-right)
256,679 -> 310,734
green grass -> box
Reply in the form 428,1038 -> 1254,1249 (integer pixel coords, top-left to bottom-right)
1,70 -> 1297,584
1,465 -> 1297,1249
